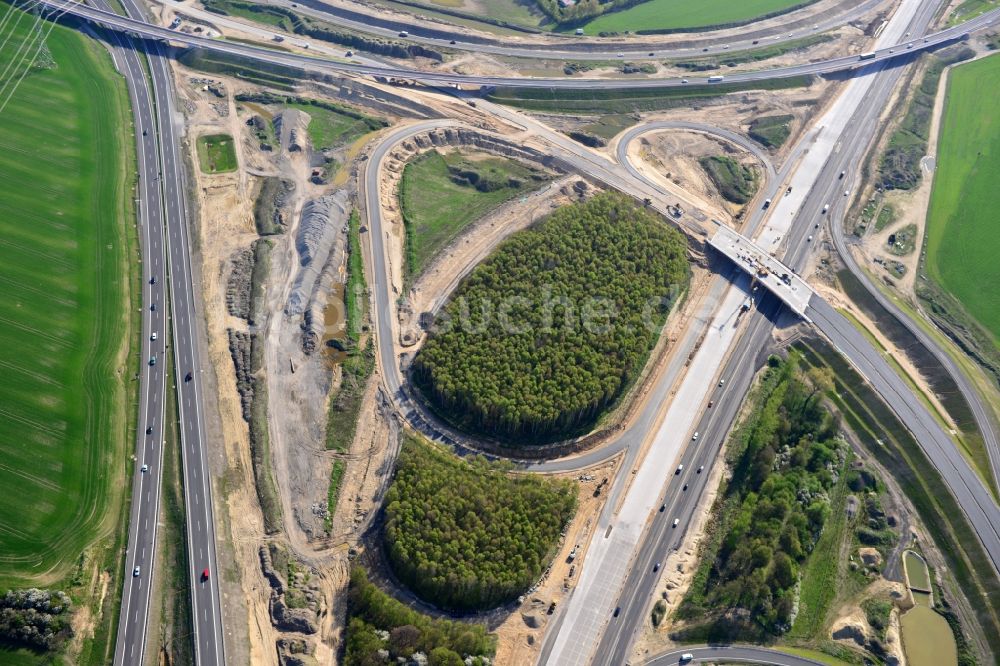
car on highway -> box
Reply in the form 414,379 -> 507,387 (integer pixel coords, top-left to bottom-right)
150,303 -> 156,311
150,275 -> 156,284
719,378 -> 725,386
692,432 -> 699,441
675,464 -> 684,474
839,170 -> 846,179
613,606 -> 621,617
681,78 -> 689,84
653,562 -> 660,572
672,518 -> 679,527
149,356 -> 156,366
185,371 -> 193,382
142,129 -> 147,136
617,52 -> 624,57
697,465 -> 704,473
133,566 -> 141,577
146,425 -> 153,434
680,654 -> 694,663
202,568 -> 210,581
648,52 -> 655,56
398,30 -> 408,37
151,332 -> 157,341
141,464 -> 149,473
807,235 -> 813,242
659,503 -> 665,512
450,40 -> 456,44
708,400 -> 714,408
844,190 -> 850,197
682,483 -> 688,491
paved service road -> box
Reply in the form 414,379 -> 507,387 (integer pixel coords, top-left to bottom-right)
645,645 -> 825,665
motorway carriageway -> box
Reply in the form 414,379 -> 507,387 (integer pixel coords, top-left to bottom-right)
39,0 -> 1000,90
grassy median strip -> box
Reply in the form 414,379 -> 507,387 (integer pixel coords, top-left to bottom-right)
486,76 -> 812,114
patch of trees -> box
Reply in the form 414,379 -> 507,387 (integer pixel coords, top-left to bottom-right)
879,47 -> 974,190
567,130 -> 607,148
677,356 -> 846,637
699,155 -> 759,205
384,436 -> 576,611
344,567 -> 495,666
0,589 -> 72,652
412,192 -> 689,443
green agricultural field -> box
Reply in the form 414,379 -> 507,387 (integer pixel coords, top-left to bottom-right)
582,0 -> 811,34
196,133 -> 238,173
924,54 -> 1000,347
0,0 -> 134,598
399,149 -> 550,281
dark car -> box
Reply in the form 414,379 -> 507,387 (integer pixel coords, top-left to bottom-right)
613,607 -> 621,618
150,303 -> 156,311
146,425 -> 153,434
185,371 -> 193,382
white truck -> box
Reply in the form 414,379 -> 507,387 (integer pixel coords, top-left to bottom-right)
707,75 -> 725,83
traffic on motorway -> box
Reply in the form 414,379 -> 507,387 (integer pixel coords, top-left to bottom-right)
30,0 -> 999,663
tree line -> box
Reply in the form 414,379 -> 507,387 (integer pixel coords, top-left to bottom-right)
344,567 -> 494,666
412,192 -> 689,444
383,435 -> 576,612
677,356 -> 844,637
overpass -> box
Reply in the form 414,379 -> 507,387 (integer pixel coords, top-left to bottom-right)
707,223 -> 813,318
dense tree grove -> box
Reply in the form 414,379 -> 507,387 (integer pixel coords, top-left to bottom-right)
678,356 -> 845,637
344,567 -> 494,666
412,192 -> 689,443
384,436 -> 576,612
0,588 -> 72,652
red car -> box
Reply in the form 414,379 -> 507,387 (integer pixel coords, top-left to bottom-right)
201,568 -> 210,581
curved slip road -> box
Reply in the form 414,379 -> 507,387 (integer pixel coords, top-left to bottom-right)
645,645 -> 826,665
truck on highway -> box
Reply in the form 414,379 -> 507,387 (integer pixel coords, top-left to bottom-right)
707,75 -> 725,83
859,51 -> 876,60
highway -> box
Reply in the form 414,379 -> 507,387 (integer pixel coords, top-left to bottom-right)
101,10 -> 170,663
92,0 -> 227,661
41,0 -> 1000,89
46,0 -> 999,662
231,0 -> 887,60
587,0 -> 1000,660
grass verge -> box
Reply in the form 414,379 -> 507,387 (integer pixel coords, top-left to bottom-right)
486,76 -> 812,114
399,149 -> 550,283
196,134 -> 238,173
796,335 -> 1000,662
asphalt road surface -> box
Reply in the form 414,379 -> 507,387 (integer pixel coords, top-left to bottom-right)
101,12 -> 170,664
645,645 -> 825,665
95,0 -> 227,661
254,0 -> 886,60
43,0 -> 1000,89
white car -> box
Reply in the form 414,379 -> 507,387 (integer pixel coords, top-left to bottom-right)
680,654 -> 694,663
151,332 -> 157,341
141,464 -> 149,473
692,432 -> 699,441
672,518 -> 680,527
133,566 -> 141,577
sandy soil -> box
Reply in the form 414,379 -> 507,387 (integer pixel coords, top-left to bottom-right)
170,63 -> 282,665
493,459 -> 620,666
